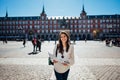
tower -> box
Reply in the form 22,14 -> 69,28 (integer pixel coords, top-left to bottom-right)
80,4 -> 87,19
40,5 -> 47,20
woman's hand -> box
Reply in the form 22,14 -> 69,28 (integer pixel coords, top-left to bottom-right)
53,60 -> 58,63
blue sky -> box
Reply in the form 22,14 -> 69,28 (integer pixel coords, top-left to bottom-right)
0,0 -> 120,17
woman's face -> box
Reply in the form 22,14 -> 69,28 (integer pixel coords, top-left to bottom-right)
60,33 -> 68,43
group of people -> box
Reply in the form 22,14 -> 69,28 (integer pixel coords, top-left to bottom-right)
2,38 -> 7,44
105,38 -> 120,47
32,37 -> 42,53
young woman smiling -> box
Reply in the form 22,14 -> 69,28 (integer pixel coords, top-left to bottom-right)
52,31 -> 74,80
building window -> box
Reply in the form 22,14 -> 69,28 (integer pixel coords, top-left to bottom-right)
42,25 -> 44,29
91,25 -> 93,28
87,29 -> 90,33
23,30 -> 25,33
95,20 -> 98,23
46,21 -> 48,24
16,21 -> 18,24
37,21 -> 39,24
50,21 -> 52,24
75,29 -> 77,33
46,30 -> 48,33
117,20 -> 119,23
34,25 -> 37,29
53,30 -> 56,32
70,30 -> 73,33
42,30 -> 44,33
42,21 -> 44,24
91,20 -> 93,23
0,21 -> 2,25
30,21 -> 32,24
88,20 -> 90,23
78,20 -> 81,24
79,25 -> 81,28
103,29 -> 105,33
70,20 -> 73,24
100,24 -> 103,28
50,30 -> 52,33
50,25 -> 52,29
74,20 -> 77,23
106,19 -> 109,22
70,25 -> 73,28
54,20 -> 56,24
83,30 -> 85,33
117,24 -> 119,27
83,20 -> 85,23
74,25 -> 77,28
42,16 -> 44,20
26,21 -> 28,24
79,30 -> 81,33
34,21 -> 37,24
46,25 -> 48,29
100,20 -> 102,23
88,25 -> 90,28
62,26 -> 65,29
95,24 -> 98,28
30,25 -> 32,29
83,25 -> 85,28
113,19 -> 116,22
37,30 -> 40,33
25,25 -> 28,29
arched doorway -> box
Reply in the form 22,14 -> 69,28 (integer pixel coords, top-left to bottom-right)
79,34 -> 81,40
83,34 -> 86,40
87,34 -> 91,40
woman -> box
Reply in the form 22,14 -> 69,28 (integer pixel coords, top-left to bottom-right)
52,31 -> 74,80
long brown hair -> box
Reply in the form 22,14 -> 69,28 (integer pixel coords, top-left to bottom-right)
57,31 -> 70,54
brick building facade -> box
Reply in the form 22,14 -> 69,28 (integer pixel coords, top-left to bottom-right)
0,5 -> 120,40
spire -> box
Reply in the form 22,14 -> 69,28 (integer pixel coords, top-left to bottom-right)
42,5 -> 45,14
80,3 -> 87,19
5,9 -> 8,17
82,4 -> 85,13
82,4 -> 85,12
40,4 -> 47,20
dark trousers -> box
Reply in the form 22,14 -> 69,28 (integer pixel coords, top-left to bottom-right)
37,43 -> 41,51
33,45 -> 37,52
54,69 -> 70,80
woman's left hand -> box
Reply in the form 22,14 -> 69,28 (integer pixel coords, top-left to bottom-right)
62,63 -> 68,66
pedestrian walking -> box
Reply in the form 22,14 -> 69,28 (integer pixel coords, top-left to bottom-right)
23,38 -> 26,47
37,38 -> 41,52
85,38 -> 87,43
32,38 -> 37,53
51,31 -> 74,80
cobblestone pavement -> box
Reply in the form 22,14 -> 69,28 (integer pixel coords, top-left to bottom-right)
0,41 -> 120,80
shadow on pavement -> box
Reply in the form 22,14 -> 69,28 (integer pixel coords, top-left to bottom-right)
28,52 -> 38,55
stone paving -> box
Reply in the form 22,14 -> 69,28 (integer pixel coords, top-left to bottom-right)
0,41 -> 120,80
